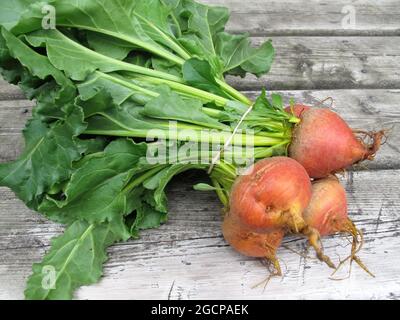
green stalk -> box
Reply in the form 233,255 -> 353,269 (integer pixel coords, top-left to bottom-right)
200,107 -> 223,118
132,75 -> 229,106
123,166 -> 168,193
216,79 -> 253,106
253,142 -> 291,159
95,74 -> 289,138
84,127 -> 286,147
216,161 -> 238,180
100,72 -> 229,108
210,178 -> 228,207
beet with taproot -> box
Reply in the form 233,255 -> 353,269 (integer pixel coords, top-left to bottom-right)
227,157 -> 335,268
288,107 -> 384,178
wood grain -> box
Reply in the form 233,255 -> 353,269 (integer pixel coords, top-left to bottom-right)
229,36 -> 400,90
200,0 -> 400,36
0,80 -> 24,101
0,170 -> 399,300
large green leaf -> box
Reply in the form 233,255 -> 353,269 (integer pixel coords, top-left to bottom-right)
86,31 -> 134,61
182,58 -> 228,97
1,28 -> 71,87
77,72 -> 152,106
0,28 -> 77,119
0,108 -> 86,206
39,139 -> 149,224
216,33 -> 275,77
0,0 -> 39,30
25,220 -> 122,300
177,0 -> 229,57
143,163 -> 203,212
25,29 -> 180,82
12,0 -> 184,64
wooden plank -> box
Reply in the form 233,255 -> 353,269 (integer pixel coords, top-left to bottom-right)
200,0 -> 400,36
0,89 -> 399,169
0,100 -> 33,163
228,36 -> 400,90
0,169 -> 399,300
1,37 -> 399,91
0,80 -> 25,101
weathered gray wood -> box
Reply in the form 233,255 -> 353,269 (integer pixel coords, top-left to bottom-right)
200,0 -> 400,36
0,80 -> 25,101
0,90 -> 398,169
0,100 -> 33,163
0,169 -> 399,300
228,36 -> 400,90
1,37 -> 399,92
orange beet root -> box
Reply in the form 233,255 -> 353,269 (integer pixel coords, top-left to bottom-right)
303,176 -> 374,277
303,176 -> 349,236
289,108 -> 385,178
223,213 -> 284,259
230,157 -> 312,233
228,156 -> 335,268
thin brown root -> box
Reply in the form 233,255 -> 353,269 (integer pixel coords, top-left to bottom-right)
304,227 -> 336,269
281,244 -> 316,260
253,256 -> 282,292
353,130 -> 387,161
286,214 -> 336,269
291,214 -> 299,233
330,220 -> 375,280
315,97 -> 334,109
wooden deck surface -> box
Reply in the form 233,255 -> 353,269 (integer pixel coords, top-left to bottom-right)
0,0 -> 399,300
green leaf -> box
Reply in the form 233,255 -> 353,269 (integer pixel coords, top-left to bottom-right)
2,28 -> 72,88
86,31 -> 134,61
216,33 -> 275,77
131,203 -> 167,234
77,72 -> 139,106
25,29 -> 180,82
131,0 -> 185,53
1,28 -> 77,119
151,57 -> 182,77
25,29 -> 131,81
142,87 -> 228,130
12,0 -> 184,64
0,0 -> 39,30
177,0 -> 229,57
0,108 -> 86,206
144,164 -> 202,212
271,93 -> 283,109
39,139 -> 149,224
25,221 -> 122,300
183,58 -> 228,97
